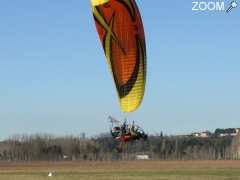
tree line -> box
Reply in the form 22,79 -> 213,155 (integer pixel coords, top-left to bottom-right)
0,133 -> 240,161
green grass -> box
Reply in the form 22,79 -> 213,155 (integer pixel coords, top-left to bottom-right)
1,161 -> 240,180
1,170 -> 240,180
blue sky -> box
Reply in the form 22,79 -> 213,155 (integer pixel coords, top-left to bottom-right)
0,0 -> 239,138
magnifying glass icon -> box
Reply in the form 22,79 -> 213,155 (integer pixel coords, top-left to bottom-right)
226,1 -> 238,13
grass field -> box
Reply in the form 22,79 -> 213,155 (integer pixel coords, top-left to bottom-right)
1,160 -> 240,180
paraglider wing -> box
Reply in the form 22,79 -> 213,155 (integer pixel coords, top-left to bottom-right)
91,0 -> 147,112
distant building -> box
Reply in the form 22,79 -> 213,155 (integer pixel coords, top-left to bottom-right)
215,128 -> 240,137
136,154 -> 150,160
191,131 -> 211,138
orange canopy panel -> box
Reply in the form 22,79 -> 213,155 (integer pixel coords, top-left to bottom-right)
91,0 -> 147,112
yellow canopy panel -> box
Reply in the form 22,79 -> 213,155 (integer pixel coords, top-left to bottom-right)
91,0 -> 109,6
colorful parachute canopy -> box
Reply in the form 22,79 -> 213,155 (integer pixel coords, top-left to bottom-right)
91,0 -> 147,113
